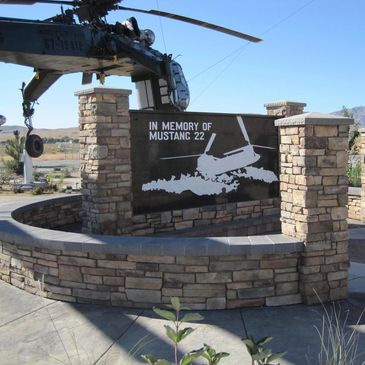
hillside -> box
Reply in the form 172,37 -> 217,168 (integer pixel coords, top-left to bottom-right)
332,106 -> 365,127
0,125 -> 79,142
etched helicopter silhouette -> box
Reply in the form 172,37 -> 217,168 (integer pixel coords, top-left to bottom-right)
0,0 -> 262,158
160,116 -> 275,180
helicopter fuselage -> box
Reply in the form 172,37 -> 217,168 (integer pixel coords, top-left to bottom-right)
0,16 -> 189,113
0,16 -> 163,78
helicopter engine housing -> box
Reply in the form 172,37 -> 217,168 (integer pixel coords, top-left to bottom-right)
134,59 -> 189,112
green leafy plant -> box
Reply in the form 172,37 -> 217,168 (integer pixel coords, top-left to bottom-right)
199,344 -> 229,365
242,336 -> 286,365
142,297 -> 229,365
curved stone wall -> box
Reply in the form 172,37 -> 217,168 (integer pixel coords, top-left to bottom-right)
11,193 -> 280,237
348,187 -> 361,221
0,195 -> 304,309
11,195 -> 82,229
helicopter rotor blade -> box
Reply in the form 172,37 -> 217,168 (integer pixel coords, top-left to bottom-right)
0,0 -> 74,5
117,6 -> 262,43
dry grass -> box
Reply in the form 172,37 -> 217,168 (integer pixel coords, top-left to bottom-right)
0,143 -> 80,161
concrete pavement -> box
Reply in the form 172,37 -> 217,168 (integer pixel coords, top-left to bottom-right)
0,262 -> 364,365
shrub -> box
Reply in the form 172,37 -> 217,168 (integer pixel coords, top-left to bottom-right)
32,186 -> 44,195
2,130 -> 25,175
347,160 -> 361,187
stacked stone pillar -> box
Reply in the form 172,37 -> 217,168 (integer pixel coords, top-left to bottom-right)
275,113 -> 353,304
360,128 -> 365,222
265,100 -> 307,117
75,87 -> 132,235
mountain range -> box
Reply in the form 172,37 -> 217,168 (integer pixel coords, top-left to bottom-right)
332,106 -> 365,127
1,106 -> 365,141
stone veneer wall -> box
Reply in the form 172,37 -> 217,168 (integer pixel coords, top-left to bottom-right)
0,195 -> 302,309
130,198 -> 280,236
348,189 -> 361,220
11,195 -> 279,237
275,113 -> 353,304
11,196 -> 82,229
11,192 -> 361,235
0,240 -> 301,309
0,195 -> 303,309
76,88 -> 133,235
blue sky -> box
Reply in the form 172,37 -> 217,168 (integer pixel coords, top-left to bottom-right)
0,0 -> 364,129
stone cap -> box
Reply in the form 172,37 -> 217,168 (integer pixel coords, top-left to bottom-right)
275,112 -> 354,126
75,87 -> 132,96
349,187 -> 361,197
0,195 -> 304,257
264,100 -> 307,108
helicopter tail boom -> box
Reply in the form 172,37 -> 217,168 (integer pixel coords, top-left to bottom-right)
22,70 -> 62,102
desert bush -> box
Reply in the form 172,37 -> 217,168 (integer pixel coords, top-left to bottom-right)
32,185 -> 44,195
347,160 -> 362,187
2,130 -> 24,175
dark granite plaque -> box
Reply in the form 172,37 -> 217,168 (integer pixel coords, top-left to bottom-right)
130,110 -> 279,214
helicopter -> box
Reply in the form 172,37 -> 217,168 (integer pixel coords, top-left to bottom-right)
0,0 -> 262,158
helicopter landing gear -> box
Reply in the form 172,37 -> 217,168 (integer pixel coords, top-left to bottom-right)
22,83 -> 44,158
25,130 -> 44,158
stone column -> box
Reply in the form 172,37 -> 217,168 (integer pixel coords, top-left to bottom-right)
360,128 -> 365,222
275,112 -> 353,304
265,100 -> 307,117
75,87 -> 132,235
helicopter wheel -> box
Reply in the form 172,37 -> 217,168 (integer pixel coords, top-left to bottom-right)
25,134 -> 44,158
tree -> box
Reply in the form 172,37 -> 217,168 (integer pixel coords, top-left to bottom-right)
342,106 -> 360,153
3,130 -> 25,175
